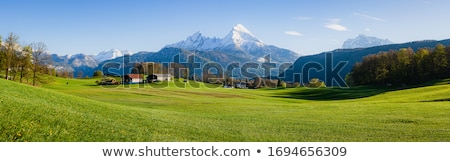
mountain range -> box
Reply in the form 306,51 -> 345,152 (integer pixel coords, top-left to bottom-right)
46,24 -> 450,82
282,39 -> 450,86
94,49 -> 132,62
52,24 -> 300,77
342,34 -> 393,49
166,24 -> 300,63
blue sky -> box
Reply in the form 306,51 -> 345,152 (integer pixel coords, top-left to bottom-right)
1,0 -> 450,56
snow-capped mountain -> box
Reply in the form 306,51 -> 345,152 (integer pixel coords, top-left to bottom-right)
70,54 -> 98,68
220,24 -> 265,50
48,53 -> 99,77
49,24 -> 300,77
167,32 -> 221,51
342,34 -> 393,49
166,24 -> 299,63
94,49 -> 132,62
167,24 -> 266,51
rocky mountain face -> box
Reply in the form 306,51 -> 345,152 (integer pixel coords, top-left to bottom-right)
94,49 -> 132,62
166,24 -> 299,64
50,24 -> 300,77
49,49 -> 131,77
97,24 -> 300,78
49,53 -> 98,77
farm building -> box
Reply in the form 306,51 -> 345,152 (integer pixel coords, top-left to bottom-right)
235,82 -> 248,89
147,74 -> 172,83
123,74 -> 144,84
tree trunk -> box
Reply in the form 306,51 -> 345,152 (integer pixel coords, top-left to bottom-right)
20,66 -> 24,83
5,66 -> 9,80
33,64 -> 37,86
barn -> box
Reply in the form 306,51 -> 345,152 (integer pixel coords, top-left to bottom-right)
123,74 -> 144,84
147,74 -> 172,83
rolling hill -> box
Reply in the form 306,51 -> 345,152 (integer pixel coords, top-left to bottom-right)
1,77 -> 449,141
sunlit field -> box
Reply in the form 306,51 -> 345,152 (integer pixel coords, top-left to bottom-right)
1,77 -> 449,141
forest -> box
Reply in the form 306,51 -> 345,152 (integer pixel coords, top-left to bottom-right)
347,44 -> 450,86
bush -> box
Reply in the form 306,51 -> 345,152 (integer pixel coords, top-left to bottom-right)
306,78 -> 326,88
96,77 -> 120,85
92,70 -> 103,78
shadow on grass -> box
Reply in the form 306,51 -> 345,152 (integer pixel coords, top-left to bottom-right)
275,79 -> 450,101
274,86 -> 394,101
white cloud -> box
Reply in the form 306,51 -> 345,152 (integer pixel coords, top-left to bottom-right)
354,13 -> 385,22
365,28 -> 371,32
284,31 -> 304,36
325,24 -> 347,31
324,19 -> 348,31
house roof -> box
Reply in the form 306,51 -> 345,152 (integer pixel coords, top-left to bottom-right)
125,74 -> 143,79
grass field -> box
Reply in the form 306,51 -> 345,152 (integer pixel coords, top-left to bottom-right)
1,77 -> 450,141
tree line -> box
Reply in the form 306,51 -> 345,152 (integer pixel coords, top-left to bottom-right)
0,33 -> 55,86
347,44 -> 450,86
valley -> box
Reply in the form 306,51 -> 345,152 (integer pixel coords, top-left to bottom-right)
1,77 -> 449,141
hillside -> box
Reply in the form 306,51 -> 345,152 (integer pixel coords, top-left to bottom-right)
282,39 -> 450,86
0,79 -> 170,141
1,78 -> 450,141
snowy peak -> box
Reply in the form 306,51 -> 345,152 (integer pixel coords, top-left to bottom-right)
94,49 -> 131,62
188,31 -> 204,42
342,34 -> 393,49
233,24 -> 252,34
166,24 -> 265,51
167,32 -> 220,50
222,24 -> 264,48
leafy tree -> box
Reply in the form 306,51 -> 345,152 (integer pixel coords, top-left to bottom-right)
431,44 -> 448,78
412,48 -> 430,83
93,70 -> 103,78
279,80 -> 287,88
349,44 -> 450,86
344,73 -> 355,86
307,78 -> 326,88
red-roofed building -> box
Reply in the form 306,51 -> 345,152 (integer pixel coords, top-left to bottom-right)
123,74 -> 144,83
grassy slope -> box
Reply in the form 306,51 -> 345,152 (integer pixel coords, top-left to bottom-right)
1,78 -> 450,141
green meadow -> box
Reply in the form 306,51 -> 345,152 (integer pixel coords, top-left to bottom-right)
1,77 -> 449,141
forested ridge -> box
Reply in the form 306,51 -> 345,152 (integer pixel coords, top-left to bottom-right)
348,44 -> 450,86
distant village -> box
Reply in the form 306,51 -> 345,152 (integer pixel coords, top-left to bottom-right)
96,71 -> 326,89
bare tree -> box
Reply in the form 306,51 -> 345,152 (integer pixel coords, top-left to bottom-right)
19,45 -> 32,83
4,33 -> 19,80
0,35 -> 3,77
77,70 -> 84,79
31,42 -> 48,86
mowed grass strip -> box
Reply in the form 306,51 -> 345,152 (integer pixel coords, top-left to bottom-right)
1,77 -> 449,141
